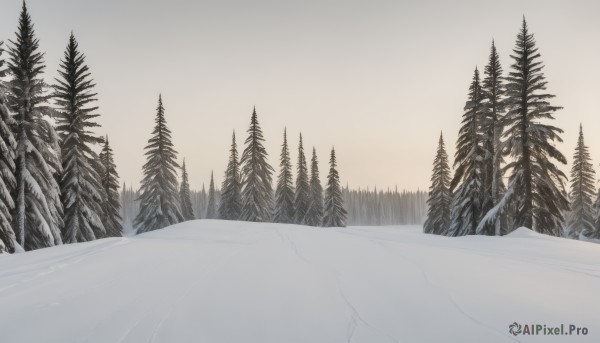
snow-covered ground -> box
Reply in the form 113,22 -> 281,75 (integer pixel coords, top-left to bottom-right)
1,221 -> 599,343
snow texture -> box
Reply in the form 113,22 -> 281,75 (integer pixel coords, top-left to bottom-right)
1,220 -> 598,342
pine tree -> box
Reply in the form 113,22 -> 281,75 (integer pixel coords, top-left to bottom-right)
480,40 -> 507,235
54,33 -> 106,242
293,133 -> 310,225
323,147 -> 347,227
7,3 -> 63,250
198,184 -> 207,218
218,131 -> 242,220
206,171 -> 217,219
305,147 -> 324,227
134,95 -> 183,233
591,190 -> 600,240
423,132 -> 451,235
273,128 -> 295,223
483,18 -> 569,236
0,41 -> 17,253
179,159 -> 195,221
567,125 -> 595,239
448,68 -> 485,237
99,136 -> 122,237
240,107 -> 274,222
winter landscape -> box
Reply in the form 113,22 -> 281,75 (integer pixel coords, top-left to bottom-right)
1,0 -> 600,342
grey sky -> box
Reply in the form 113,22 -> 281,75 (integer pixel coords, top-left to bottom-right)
1,0 -> 599,191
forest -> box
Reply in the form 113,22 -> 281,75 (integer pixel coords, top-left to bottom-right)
0,3 -> 425,253
424,18 -> 600,242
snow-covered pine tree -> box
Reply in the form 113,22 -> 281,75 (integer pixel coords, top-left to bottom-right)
206,171 -> 217,219
323,147 -> 347,227
7,3 -> 63,250
305,147 -> 324,227
273,128 -> 295,223
99,136 -> 122,237
480,40 -> 507,235
54,33 -> 106,243
240,107 -> 274,222
566,125 -> 595,239
179,159 -> 195,221
218,131 -> 242,220
483,18 -> 569,236
447,68 -> 485,237
0,41 -> 17,253
293,133 -> 310,225
134,95 -> 183,233
591,190 -> 600,240
197,184 -> 207,218
423,132 -> 451,235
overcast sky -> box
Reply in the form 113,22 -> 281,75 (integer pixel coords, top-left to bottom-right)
1,0 -> 599,191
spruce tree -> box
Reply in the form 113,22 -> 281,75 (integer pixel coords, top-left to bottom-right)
179,159 -> 195,221
273,128 -> 295,223
480,40 -> 507,235
0,41 -> 17,253
240,107 -> 274,222
293,133 -> 310,224
323,147 -> 347,227
484,18 -> 569,236
7,3 -> 63,250
54,33 -> 106,242
591,190 -> 600,240
567,125 -> 595,239
218,131 -> 242,220
305,147 -> 324,227
134,95 -> 183,233
448,68 -> 485,236
423,132 -> 451,235
99,136 -> 122,237
206,171 -> 217,219
198,184 -> 207,218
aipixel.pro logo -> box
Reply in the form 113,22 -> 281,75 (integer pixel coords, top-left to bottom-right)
509,322 -> 588,336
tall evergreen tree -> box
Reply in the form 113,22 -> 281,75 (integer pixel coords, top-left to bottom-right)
448,68 -> 485,237
482,18 -> 569,236
198,184 -> 207,218
240,107 -> 274,222
0,41 -> 17,253
134,95 -> 183,233
323,147 -> 347,227
99,136 -> 122,237
54,33 -> 106,243
7,3 -> 63,250
567,125 -> 595,239
273,128 -> 295,223
480,40 -> 507,235
591,190 -> 600,240
179,159 -> 195,221
293,133 -> 310,225
206,171 -> 217,219
218,131 -> 242,220
423,132 -> 451,235
305,147 -> 324,227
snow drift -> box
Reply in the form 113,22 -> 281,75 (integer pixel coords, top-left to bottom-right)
0,220 -> 599,342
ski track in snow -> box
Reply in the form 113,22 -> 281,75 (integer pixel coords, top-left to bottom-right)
382,242 -> 521,343
0,220 -> 599,343
0,238 -> 129,294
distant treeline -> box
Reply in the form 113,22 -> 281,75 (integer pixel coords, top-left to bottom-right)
343,187 -> 427,226
121,184 -> 425,232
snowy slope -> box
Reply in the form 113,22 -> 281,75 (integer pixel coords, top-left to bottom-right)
0,221 -> 599,343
